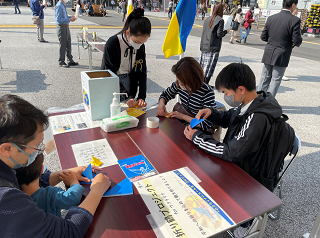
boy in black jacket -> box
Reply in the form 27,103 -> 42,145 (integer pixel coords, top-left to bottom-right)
184,62 -> 283,181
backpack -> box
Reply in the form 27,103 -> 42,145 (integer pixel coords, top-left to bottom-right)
243,113 -> 295,192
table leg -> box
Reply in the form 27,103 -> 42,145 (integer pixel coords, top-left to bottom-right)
257,213 -> 268,238
77,35 -> 80,60
88,44 -> 92,71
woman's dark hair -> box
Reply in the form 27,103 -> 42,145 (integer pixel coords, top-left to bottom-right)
215,62 -> 256,92
172,57 -> 204,94
283,0 -> 298,9
16,153 -> 44,186
0,94 -> 48,148
237,8 -> 242,13
209,2 -> 224,29
118,8 -> 151,37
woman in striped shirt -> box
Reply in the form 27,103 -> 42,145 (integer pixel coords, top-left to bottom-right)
157,57 -> 217,132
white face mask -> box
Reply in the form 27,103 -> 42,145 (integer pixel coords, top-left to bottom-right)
129,39 -> 142,50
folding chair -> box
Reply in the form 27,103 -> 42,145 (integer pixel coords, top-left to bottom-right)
215,100 -> 228,111
227,134 -> 301,238
268,134 -> 301,220
303,209 -> 320,238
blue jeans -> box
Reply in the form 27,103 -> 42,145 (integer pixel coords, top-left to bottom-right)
14,4 -> 21,13
118,74 -> 130,101
241,27 -> 251,43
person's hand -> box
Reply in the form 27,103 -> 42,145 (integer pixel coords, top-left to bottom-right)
90,173 -> 111,196
44,3 -> 47,7
184,125 -> 197,141
156,100 -> 167,117
70,15 -> 76,22
59,170 -> 79,187
68,165 -> 102,183
195,108 -> 212,120
126,99 -> 135,108
227,28 -> 231,33
168,111 -> 185,120
136,99 -> 147,107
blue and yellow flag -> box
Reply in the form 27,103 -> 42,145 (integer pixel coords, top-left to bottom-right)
162,0 -> 197,59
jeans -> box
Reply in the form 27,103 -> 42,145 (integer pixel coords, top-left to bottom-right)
257,64 -> 287,97
202,12 -> 205,20
14,4 -> 21,13
241,27 -> 251,43
118,74 -> 129,101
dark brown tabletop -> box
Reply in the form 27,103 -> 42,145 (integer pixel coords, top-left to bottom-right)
53,108 -> 282,238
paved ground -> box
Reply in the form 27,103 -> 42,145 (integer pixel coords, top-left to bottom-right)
0,6 -> 320,238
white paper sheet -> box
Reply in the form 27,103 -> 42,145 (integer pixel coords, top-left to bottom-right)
49,112 -> 101,135
134,168 -> 235,238
71,139 -> 118,168
223,15 -> 233,31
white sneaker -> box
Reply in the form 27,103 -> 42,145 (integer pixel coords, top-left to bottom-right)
282,76 -> 289,81
233,226 -> 248,238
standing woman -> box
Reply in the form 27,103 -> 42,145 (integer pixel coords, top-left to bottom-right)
241,6 -> 255,44
229,8 -> 243,43
200,2 -> 230,84
101,8 -> 151,108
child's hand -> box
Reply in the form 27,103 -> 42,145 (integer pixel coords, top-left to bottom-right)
90,173 -> 111,196
59,171 -> 79,187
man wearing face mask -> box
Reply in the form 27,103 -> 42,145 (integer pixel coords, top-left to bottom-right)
101,8 -> 151,108
0,94 -> 111,237
184,63 -> 283,181
55,0 -> 78,68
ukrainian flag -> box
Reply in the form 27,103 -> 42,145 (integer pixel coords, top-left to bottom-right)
162,0 -> 197,59
127,0 -> 133,17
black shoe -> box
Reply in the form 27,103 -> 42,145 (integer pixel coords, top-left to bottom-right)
39,40 -> 48,43
236,40 -> 241,43
18,12 -> 21,14
59,62 -> 69,68
68,61 -> 79,66
14,12 -> 17,14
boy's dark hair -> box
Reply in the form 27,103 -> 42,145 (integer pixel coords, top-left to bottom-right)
283,0 -> 298,9
16,153 -> 44,186
215,62 -> 256,92
118,8 -> 151,37
237,8 -> 242,13
172,57 -> 204,94
0,94 -> 48,148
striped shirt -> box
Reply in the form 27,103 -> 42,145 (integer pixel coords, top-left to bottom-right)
160,82 -> 217,131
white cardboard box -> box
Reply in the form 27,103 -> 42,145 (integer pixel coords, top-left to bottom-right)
81,70 -> 120,120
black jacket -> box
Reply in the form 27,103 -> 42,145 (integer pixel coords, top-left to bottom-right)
192,91 -> 282,178
200,15 -> 228,53
261,10 -> 302,67
101,35 -> 147,101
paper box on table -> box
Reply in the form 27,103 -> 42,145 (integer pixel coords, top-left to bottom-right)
81,70 -> 119,120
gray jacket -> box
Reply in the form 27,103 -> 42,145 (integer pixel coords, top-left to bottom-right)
200,15 -> 228,53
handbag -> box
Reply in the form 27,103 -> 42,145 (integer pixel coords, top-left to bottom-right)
231,21 -> 240,31
172,102 -> 193,118
240,18 -> 246,27
32,10 -> 41,24
32,16 -> 39,24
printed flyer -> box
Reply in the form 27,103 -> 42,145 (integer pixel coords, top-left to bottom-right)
134,168 -> 235,238
49,112 -> 101,135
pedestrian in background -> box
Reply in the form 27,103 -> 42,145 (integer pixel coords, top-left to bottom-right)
168,0 -> 173,19
13,0 -> 21,14
200,2 -> 230,84
229,8 -> 242,43
201,3 -> 207,20
55,0 -> 78,67
241,6 -> 255,44
111,0 -> 115,9
257,0 -> 302,96
122,0 -> 127,22
31,0 -> 47,42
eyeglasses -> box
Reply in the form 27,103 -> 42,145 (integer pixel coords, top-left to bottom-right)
15,142 -> 46,154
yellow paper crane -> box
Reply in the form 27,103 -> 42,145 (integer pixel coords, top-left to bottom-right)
90,155 -> 103,167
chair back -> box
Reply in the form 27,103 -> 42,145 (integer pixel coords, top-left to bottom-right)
278,134 -> 301,183
215,100 -> 228,111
